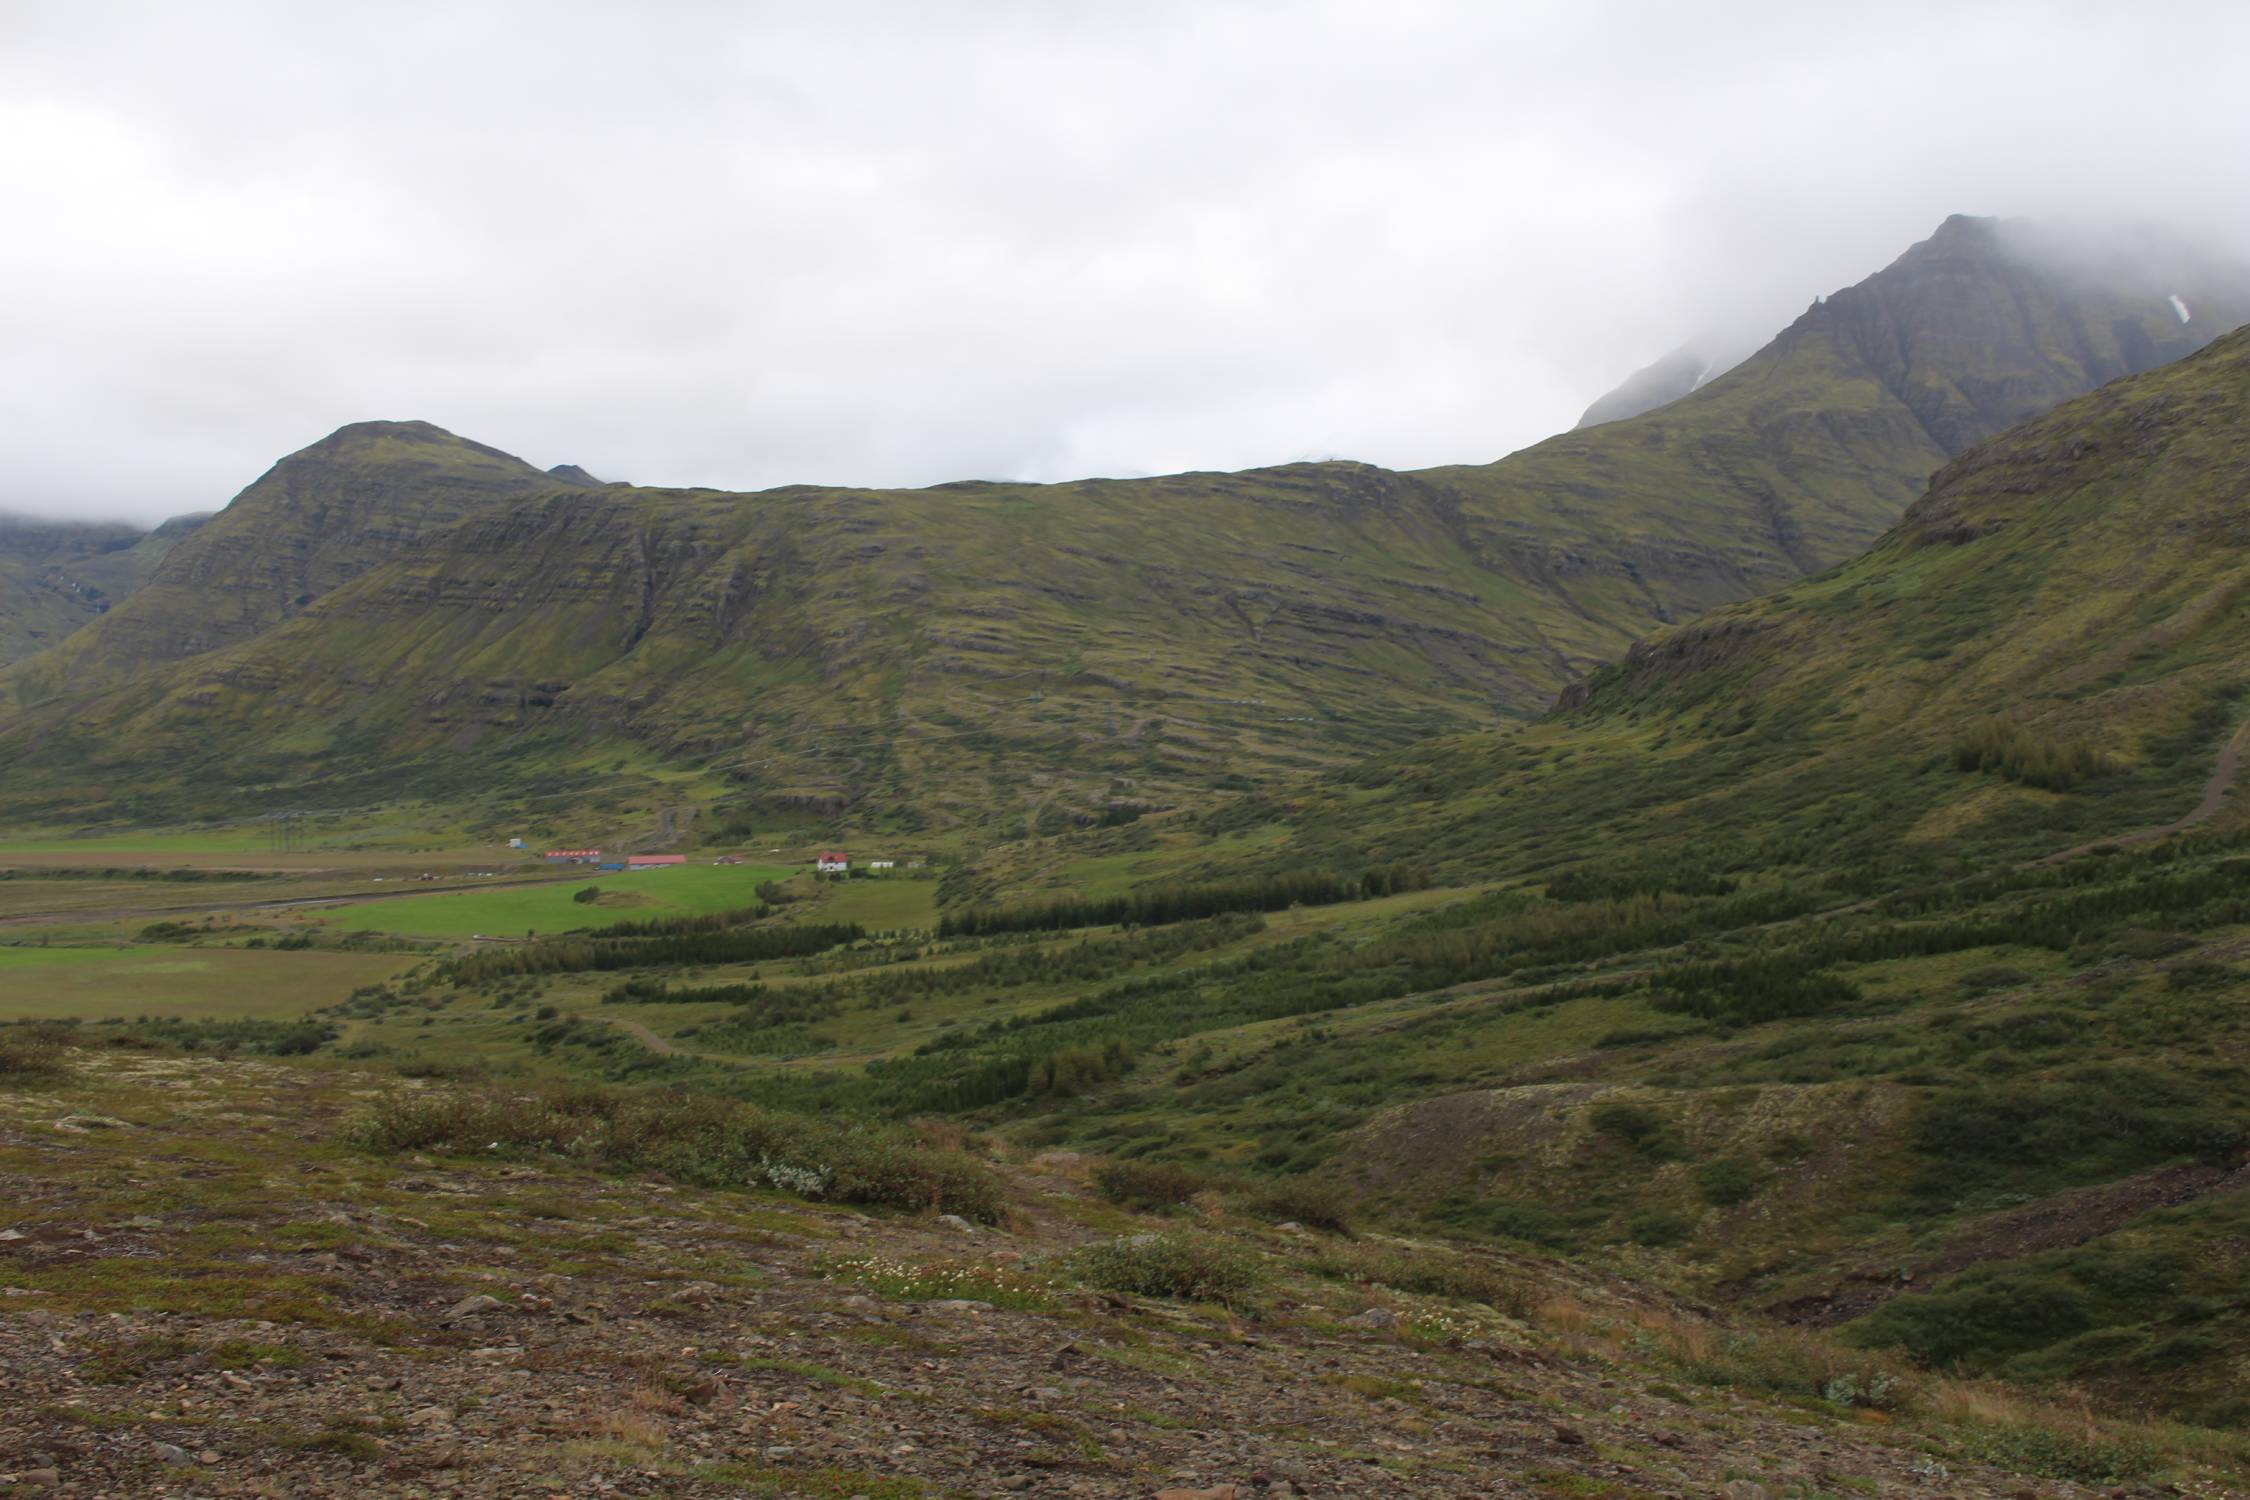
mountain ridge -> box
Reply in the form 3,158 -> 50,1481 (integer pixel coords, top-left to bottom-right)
2,216 -> 2244,835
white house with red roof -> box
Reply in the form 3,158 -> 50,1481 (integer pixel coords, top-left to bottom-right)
815,851 -> 849,873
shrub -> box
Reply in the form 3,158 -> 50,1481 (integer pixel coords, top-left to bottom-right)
1952,718 -> 2111,791
1695,1156 -> 1766,1207
0,1022 -> 73,1083
1914,1065 -> 2246,1196
1590,1102 -> 1684,1159
1070,1232 -> 1266,1309
1425,1193 -> 1583,1250
1628,1209 -> 1694,1247
1092,1158 -> 1207,1212
347,1083 -> 1007,1223
1239,1177 -> 1354,1234
572,886 -> 600,905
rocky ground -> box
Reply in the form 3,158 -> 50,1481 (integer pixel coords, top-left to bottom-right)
2,1052 -> 2239,1499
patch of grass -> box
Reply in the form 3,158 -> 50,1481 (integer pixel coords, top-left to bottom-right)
80,1334 -> 194,1385
705,1354 -> 888,1397
812,1253 -> 1059,1311
1300,1242 -> 1529,1316
1070,1232 -> 1267,1310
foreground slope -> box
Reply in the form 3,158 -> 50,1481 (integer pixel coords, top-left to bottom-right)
4,1047 -> 2241,1497
0,218 -> 2240,836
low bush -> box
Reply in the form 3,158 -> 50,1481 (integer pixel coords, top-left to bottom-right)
1238,1177 -> 1354,1234
347,1083 -> 1007,1223
1695,1156 -> 1767,1207
1590,1101 -> 1685,1159
1665,1322 -> 1917,1412
1303,1243 -> 1528,1316
1628,1209 -> 1695,1247
1092,1158 -> 1207,1211
1424,1193 -> 1584,1251
1070,1232 -> 1266,1309
0,1022 -> 73,1083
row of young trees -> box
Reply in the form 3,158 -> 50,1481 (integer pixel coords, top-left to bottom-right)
440,921 -> 866,983
1952,717 -> 2111,791
575,905 -> 771,938
789,912 -> 1264,1012
935,865 -> 1428,938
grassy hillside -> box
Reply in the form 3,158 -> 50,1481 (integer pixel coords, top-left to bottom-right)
2,217 -> 2239,840
1250,320 -> 2250,890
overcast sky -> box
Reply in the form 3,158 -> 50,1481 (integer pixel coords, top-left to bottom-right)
4,0 -> 2247,523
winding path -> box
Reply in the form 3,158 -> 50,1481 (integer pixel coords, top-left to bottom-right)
2038,713 -> 2250,864
603,1016 -> 689,1056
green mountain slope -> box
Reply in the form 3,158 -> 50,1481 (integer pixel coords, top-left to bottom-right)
0,511 -> 206,666
864,331 -> 2250,1424
3,421 -> 590,701
0,218 -> 2240,836
1262,320 -> 2250,887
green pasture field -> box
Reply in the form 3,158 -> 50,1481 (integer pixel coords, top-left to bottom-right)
814,877 -> 942,933
0,945 -> 415,1021
318,862 -> 790,938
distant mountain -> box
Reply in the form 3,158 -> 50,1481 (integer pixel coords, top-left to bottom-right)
0,511 -> 207,667
4,421 -> 589,701
0,216 -> 2243,834
1423,214 -> 2250,666
1573,340 -> 1728,429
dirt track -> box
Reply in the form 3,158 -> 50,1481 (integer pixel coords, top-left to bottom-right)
2040,713 -> 2250,863
603,1015 -> 690,1056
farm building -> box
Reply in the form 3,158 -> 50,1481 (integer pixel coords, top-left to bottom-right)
628,854 -> 686,868
543,849 -> 602,865
869,859 -> 896,870
816,851 -> 849,873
